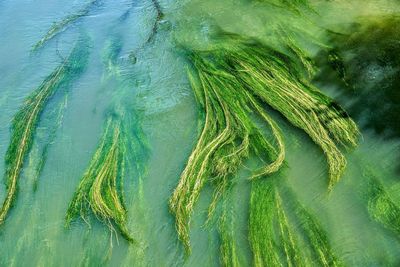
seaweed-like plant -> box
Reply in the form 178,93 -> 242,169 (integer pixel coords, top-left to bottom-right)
169,33 -> 359,251
128,0 -> 164,62
33,94 -> 68,191
0,37 -> 89,225
257,0 -> 314,14
249,177 -> 342,267
364,171 -> 400,237
218,193 -> 241,267
66,117 -> 134,242
66,33 -> 147,242
32,0 -> 100,51
146,0 -> 164,44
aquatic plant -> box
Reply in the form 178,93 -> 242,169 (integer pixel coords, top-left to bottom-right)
218,193 -> 241,267
146,0 -> 164,44
257,0 -> 314,14
169,33 -> 359,251
364,171 -> 400,237
0,37 -> 89,225
32,0 -> 100,51
249,178 -> 281,266
33,94 -> 68,191
316,16 -> 400,140
66,34 -> 147,243
275,190 -> 304,267
66,117 -> 134,242
249,177 -> 342,267
285,186 -> 342,267
101,36 -> 123,78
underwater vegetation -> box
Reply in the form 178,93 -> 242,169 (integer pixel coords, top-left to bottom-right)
146,0 -> 164,44
66,117 -> 134,242
32,0 -> 100,52
316,16 -> 400,140
32,94 -> 69,191
249,177 -> 342,267
0,37 -> 89,225
2,0 -> 400,265
169,32 -> 359,251
363,170 -> 400,238
256,0 -> 314,14
66,32 -> 147,243
217,190 -> 242,267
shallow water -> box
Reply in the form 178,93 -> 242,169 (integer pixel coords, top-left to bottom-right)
0,0 -> 400,266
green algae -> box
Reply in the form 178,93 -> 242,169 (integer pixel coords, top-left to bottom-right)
169,32 -> 358,252
66,34 -> 148,243
33,94 -> 68,191
32,0 -> 100,52
0,36 -> 90,226
315,16 -> 400,140
249,177 -> 342,267
363,170 -> 400,237
66,117 -> 134,242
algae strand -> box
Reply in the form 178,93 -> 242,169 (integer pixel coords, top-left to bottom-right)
0,36 -> 89,225
66,117 -> 134,242
169,33 -> 358,252
32,0 -> 100,51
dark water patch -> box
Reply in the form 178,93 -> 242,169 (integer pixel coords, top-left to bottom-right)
315,16 -> 400,141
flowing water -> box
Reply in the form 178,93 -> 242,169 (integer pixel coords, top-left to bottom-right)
0,0 -> 399,266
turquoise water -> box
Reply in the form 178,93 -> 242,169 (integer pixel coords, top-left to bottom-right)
0,0 -> 400,266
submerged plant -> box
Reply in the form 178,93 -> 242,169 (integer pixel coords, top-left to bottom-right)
217,192 -> 241,267
33,94 -> 69,191
249,178 -> 281,266
316,16 -> 400,140
66,33 -> 147,243
364,171 -> 400,237
32,0 -> 100,51
257,0 -> 314,14
169,33 -> 359,251
0,37 -> 89,225
250,177 -> 342,267
66,117 -> 133,242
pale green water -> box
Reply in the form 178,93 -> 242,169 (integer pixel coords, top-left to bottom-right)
0,0 -> 400,266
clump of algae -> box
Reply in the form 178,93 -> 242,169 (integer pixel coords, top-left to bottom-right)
0,36 -> 90,225
249,177 -> 342,267
66,35 -> 148,243
65,117 -> 134,242
363,170 -> 400,237
32,0 -> 100,52
169,32 -> 359,252
217,192 -> 241,267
